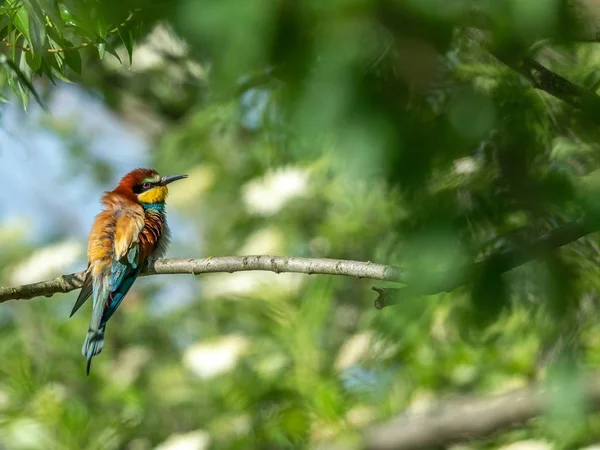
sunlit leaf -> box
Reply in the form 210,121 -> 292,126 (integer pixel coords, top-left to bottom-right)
35,0 -> 63,33
10,3 -> 30,43
3,56 -> 46,110
27,12 -> 45,55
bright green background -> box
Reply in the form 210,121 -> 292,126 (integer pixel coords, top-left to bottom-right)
2,1 -> 600,449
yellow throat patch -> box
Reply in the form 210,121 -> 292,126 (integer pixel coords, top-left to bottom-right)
138,185 -> 168,204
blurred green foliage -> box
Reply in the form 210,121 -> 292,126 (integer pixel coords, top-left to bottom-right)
5,0 -> 600,449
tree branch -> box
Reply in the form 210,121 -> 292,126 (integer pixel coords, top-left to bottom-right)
0,255 -> 404,303
363,373 -> 600,450
0,220 -> 595,305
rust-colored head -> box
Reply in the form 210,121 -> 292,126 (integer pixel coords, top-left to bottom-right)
111,168 -> 188,204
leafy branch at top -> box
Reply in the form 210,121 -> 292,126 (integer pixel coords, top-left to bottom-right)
0,0 -> 142,109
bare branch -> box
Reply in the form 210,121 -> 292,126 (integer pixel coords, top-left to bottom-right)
0,256 -> 404,303
1,219 -> 594,305
363,373 -> 600,450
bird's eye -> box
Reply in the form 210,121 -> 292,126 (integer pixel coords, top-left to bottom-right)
143,182 -> 152,189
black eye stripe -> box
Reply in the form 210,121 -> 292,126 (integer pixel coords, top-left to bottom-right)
133,182 -> 155,194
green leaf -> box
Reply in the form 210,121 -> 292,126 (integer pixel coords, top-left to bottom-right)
0,15 -> 12,41
49,65 -> 72,82
118,28 -> 134,65
101,40 -> 121,64
45,50 -> 71,83
63,43 -> 81,75
11,4 -> 30,42
28,12 -> 45,55
45,20 -> 62,44
96,19 -> 107,40
39,58 -> 56,84
18,82 -> 30,111
25,48 -> 41,71
3,56 -> 47,110
35,0 -> 63,33
97,41 -> 105,59
54,52 -> 64,69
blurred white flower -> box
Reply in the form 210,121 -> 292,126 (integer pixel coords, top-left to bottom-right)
210,414 -> 251,438
106,23 -> 190,73
145,24 -> 189,58
183,335 -> 250,379
255,352 -> 288,379
2,418 -> 51,449
335,332 -> 373,371
154,430 -> 210,450
32,383 -> 68,412
242,167 -> 309,215
202,272 -> 304,300
238,226 -> 284,255
346,406 -> 376,427
498,441 -> 551,450
9,239 -> 83,285
129,45 -> 163,72
406,389 -> 435,414
453,157 -> 478,175
450,364 -> 478,386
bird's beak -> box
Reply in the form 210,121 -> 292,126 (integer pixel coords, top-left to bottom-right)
160,174 -> 188,186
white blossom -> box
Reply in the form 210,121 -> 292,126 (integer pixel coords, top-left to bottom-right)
242,167 -> 309,215
453,157 -> 478,175
335,332 -> 373,371
154,430 -> 210,450
1,419 -> 51,449
9,239 -> 83,285
238,226 -> 284,255
183,335 -> 249,379
202,272 -> 304,300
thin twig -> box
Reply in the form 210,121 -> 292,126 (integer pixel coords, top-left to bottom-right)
0,256 -> 404,303
3,38 -> 89,53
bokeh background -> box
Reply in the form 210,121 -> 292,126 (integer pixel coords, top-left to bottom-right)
3,0 -> 600,449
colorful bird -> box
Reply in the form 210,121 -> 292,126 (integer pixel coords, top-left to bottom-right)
70,168 -> 187,375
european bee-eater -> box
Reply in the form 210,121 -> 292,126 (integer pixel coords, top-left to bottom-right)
70,168 -> 187,375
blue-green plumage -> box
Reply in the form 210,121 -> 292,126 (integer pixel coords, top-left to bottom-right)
80,243 -> 143,375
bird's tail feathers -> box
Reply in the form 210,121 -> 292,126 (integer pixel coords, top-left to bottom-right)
82,327 -> 105,375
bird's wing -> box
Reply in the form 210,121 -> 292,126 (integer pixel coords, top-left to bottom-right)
70,263 -> 93,317
81,210 -> 145,333
100,211 -> 146,325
